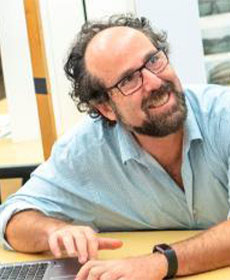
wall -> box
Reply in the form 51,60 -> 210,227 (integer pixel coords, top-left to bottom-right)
39,0 -> 85,136
135,0 -> 207,85
0,0 -> 40,141
0,0 -> 136,142
85,0 -> 136,19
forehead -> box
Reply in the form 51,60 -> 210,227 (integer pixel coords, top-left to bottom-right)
85,26 -> 157,86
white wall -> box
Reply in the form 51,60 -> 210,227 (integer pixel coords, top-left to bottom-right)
0,0 -> 40,141
0,0 -> 137,142
135,0 -> 206,84
0,0 -> 86,141
39,0 -> 85,136
85,0 -> 136,20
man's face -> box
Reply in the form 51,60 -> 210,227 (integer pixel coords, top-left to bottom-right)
85,26 -> 187,137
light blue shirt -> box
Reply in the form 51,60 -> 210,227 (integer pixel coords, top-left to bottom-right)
1,84 -> 230,249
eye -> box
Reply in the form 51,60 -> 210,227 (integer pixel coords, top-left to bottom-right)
119,73 -> 135,87
148,54 -> 159,65
145,52 -> 165,72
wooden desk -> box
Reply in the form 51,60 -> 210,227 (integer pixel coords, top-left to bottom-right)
0,138 -> 43,167
0,231 -> 229,279
0,138 -> 43,201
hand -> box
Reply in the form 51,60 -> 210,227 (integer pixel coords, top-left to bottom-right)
76,253 -> 168,280
47,225 -> 123,263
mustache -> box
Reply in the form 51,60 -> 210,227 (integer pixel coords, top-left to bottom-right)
141,81 -> 176,110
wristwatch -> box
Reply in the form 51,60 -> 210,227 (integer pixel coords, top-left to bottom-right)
152,243 -> 178,279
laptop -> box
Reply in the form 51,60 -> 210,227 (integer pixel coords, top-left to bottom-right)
0,257 -> 82,280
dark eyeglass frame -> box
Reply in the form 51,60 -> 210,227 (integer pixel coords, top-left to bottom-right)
106,48 -> 168,96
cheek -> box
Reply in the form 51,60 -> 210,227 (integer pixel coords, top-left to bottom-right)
114,95 -> 143,116
116,98 -> 147,125
174,78 -> 183,92
162,68 -> 182,91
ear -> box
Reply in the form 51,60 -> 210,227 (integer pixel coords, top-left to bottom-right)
95,103 -> 117,121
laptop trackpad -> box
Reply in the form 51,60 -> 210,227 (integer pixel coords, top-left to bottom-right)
46,258 -> 81,279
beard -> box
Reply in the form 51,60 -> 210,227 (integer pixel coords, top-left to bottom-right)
113,81 -> 187,137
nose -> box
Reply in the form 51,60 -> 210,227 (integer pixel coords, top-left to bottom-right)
141,68 -> 162,92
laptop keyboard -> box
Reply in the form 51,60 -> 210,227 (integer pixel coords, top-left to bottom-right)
0,262 -> 48,280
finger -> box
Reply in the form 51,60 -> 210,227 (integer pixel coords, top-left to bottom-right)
76,261 -> 103,280
100,264 -> 123,280
73,232 -> 88,264
100,271 -> 122,280
98,238 -> 123,250
87,267 -> 107,280
84,228 -> 99,260
48,234 -> 62,257
62,234 -> 77,257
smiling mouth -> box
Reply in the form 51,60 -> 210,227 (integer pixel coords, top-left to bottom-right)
148,91 -> 170,109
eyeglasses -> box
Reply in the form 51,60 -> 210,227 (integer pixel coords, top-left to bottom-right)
107,49 -> 168,96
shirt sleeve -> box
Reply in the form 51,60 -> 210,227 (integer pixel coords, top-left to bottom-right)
214,92 -> 230,220
227,155 -> 230,220
215,108 -> 230,220
227,181 -> 230,219
0,133 -> 97,249
201,85 -> 230,220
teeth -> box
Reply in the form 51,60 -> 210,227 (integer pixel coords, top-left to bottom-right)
150,92 -> 170,108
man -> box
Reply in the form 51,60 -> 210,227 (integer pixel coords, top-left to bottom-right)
1,14 -> 230,279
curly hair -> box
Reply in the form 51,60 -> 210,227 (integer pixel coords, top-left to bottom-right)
64,14 -> 169,125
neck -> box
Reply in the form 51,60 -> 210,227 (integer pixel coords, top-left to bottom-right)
134,128 -> 184,167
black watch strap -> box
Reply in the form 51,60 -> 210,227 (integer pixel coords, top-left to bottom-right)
152,243 -> 178,279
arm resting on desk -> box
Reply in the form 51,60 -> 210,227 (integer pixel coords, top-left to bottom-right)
5,210 -> 122,264
173,219 -> 230,275
76,220 -> 230,280
6,211 -> 230,278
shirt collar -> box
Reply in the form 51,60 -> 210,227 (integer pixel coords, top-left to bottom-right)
116,91 -> 203,164
116,122 -> 141,164
183,91 -> 203,147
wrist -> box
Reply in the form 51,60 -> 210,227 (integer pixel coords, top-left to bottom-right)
43,218 -> 68,242
45,219 -> 67,236
147,252 -> 168,279
153,243 -> 178,279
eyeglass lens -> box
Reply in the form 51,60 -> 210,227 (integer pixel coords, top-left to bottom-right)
118,50 -> 167,95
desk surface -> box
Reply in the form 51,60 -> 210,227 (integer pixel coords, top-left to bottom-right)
0,138 -> 43,167
0,231 -> 229,279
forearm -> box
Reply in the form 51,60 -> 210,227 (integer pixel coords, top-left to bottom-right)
173,220 -> 230,276
5,210 -> 68,253
5,210 -> 123,261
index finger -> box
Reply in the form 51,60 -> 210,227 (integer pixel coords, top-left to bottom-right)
98,238 -> 123,250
